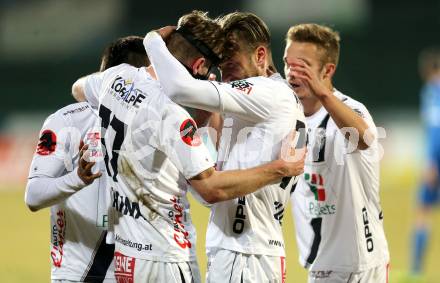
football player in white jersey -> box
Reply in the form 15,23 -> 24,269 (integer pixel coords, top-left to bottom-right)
71,11 -> 305,283
283,24 -> 390,282
25,35 -> 149,283
143,12 -> 306,283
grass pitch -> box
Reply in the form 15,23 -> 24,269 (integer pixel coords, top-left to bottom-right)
1,168 -> 439,282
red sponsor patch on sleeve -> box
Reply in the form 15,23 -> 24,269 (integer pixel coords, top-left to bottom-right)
180,119 -> 201,146
36,130 -> 57,155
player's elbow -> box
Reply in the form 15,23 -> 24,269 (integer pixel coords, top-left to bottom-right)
162,80 -> 198,106
201,188 -> 226,204
165,82 -> 189,102
24,182 -> 42,212
24,192 -> 40,212
26,203 -> 39,212
358,128 -> 375,150
357,141 -> 370,150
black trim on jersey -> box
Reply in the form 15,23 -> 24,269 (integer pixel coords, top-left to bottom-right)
306,218 -> 322,265
280,177 -> 291,190
379,211 -> 384,220
313,114 -> 331,163
187,262 -> 194,282
178,265 -> 186,283
290,182 -> 298,194
82,231 -> 115,282
229,252 -> 238,283
280,120 -> 307,190
208,81 -> 223,112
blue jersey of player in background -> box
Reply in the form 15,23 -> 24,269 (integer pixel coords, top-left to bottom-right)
420,79 -> 440,205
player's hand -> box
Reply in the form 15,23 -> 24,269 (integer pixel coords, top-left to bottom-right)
156,26 -> 176,41
280,147 -> 306,177
279,129 -> 307,176
289,59 -> 332,100
78,144 -> 102,185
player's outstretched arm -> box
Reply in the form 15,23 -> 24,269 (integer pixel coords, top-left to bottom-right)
143,30 -> 223,112
144,29 -> 272,122
189,151 -> 305,204
25,144 -> 101,212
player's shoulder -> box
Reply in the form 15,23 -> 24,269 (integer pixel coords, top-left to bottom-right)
98,63 -> 143,83
103,63 -> 137,74
46,102 -> 97,133
163,98 -> 193,120
55,102 -> 93,117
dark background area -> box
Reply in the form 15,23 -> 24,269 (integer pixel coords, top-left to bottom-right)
0,0 -> 439,120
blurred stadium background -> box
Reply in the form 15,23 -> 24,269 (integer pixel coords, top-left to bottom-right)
0,0 -> 439,282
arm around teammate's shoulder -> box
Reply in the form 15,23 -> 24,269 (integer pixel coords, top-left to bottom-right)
189,152 -> 305,204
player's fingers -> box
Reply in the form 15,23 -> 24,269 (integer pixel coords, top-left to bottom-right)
208,73 -> 217,81
84,161 -> 96,173
79,144 -> 89,168
78,140 -> 84,152
89,172 -> 102,180
291,72 -> 310,83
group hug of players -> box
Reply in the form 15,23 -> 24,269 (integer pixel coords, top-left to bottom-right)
25,10 -> 390,283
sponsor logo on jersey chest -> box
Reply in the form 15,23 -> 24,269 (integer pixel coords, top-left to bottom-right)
110,76 -> 146,108
304,173 -> 336,216
112,190 -> 145,220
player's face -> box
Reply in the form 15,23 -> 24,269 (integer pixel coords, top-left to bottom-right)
220,50 -> 260,82
283,41 -> 324,99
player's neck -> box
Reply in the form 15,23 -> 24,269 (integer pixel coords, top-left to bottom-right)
302,98 -> 323,117
146,66 -> 157,80
303,83 -> 334,117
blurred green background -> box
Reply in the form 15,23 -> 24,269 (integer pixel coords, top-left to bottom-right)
0,0 -> 439,282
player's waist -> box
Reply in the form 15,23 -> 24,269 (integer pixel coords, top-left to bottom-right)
115,243 -> 197,262
206,242 -> 286,257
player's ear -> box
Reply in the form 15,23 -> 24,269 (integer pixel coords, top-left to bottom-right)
255,46 -> 267,68
192,57 -> 206,75
322,63 -> 336,80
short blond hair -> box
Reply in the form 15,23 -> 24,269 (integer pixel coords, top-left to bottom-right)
286,24 -> 340,66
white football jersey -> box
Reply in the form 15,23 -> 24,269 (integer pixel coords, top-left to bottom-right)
28,102 -> 114,281
206,73 -> 306,257
291,90 -> 390,272
83,64 -> 213,262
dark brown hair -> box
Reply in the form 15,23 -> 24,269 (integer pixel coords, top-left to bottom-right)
100,36 -> 149,71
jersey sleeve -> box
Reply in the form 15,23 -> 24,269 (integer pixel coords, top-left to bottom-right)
157,103 -> 214,179
342,97 -> 377,134
84,72 -> 105,108
208,80 -> 273,122
143,31 -> 271,122
28,112 -> 71,179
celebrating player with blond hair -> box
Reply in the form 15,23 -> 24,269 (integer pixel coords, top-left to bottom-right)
284,23 -> 390,283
